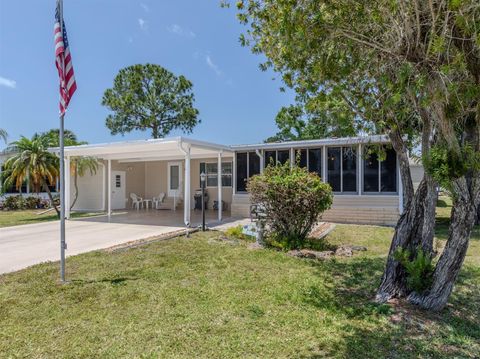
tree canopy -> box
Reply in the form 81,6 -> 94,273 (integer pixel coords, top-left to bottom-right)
232,0 -> 480,310
102,64 -> 200,139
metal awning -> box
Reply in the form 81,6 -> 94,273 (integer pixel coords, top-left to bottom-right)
51,136 -> 233,161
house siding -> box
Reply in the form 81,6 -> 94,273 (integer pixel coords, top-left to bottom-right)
232,193 -> 400,226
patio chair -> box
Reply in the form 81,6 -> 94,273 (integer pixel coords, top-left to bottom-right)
130,193 -> 143,210
153,192 -> 166,209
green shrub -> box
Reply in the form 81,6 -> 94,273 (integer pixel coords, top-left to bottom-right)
3,195 -> 26,210
225,225 -> 252,240
393,247 -> 434,293
25,196 -> 41,209
2,195 -> 44,210
247,161 -> 333,250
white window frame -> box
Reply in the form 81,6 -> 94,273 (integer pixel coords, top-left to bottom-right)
200,161 -> 233,188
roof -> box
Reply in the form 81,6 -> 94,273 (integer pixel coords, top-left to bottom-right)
51,137 -> 233,161
230,135 -> 390,151
47,134 -> 391,160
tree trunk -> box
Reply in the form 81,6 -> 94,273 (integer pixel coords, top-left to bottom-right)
376,178 -> 432,301
42,179 -> 59,216
70,165 -> 79,210
376,127 -> 437,302
408,179 -> 478,310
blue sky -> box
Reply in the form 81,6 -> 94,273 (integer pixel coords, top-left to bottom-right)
0,0 -> 295,150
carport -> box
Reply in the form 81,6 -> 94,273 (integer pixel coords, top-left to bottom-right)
54,137 -> 234,228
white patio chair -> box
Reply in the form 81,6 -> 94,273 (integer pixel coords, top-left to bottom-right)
130,193 -> 143,210
153,192 -> 166,209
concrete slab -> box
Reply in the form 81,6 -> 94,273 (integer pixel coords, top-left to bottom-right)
0,210 -> 236,274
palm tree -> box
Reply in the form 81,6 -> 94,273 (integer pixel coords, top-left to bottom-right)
3,136 -> 60,215
0,128 -> 7,143
70,156 -> 98,210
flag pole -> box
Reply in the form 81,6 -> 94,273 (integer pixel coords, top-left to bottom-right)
58,0 -> 66,283
59,113 -> 66,282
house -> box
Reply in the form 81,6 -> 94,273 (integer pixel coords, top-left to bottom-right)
38,134 -> 405,226
0,135 -> 416,226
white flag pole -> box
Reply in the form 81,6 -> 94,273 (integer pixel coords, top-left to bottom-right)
58,0 -> 66,283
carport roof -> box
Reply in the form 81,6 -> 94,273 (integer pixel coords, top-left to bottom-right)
52,136 -> 233,161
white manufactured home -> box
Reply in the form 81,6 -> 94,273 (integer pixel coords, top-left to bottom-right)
44,134 -> 404,226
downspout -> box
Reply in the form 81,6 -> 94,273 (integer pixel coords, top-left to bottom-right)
178,140 -> 191,229
255,149 -> 264,173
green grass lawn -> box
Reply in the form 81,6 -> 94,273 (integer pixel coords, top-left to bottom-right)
0,209 -> 102,228
0,200 -> 478,358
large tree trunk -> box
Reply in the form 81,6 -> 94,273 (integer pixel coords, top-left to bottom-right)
376,126 -> 437,302
408,179 -> 479,310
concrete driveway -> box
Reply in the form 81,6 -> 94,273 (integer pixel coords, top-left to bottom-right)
0,213 -> 186,274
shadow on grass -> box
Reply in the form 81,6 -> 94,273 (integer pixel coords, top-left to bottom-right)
300,257 -> 480,358
71,276 -> 139,286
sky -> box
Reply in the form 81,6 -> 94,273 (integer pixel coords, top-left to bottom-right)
0,0 -> 295,150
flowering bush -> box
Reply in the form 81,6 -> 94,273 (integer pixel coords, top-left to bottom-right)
247,162 -> 333,249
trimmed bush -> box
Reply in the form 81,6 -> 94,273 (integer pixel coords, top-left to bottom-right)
2,195 -> 48,210
247,161 -> 333,249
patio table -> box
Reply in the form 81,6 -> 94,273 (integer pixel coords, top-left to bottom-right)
143,199 -> 152,209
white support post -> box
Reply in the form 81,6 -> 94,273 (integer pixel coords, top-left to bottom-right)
218,152 -> 222,222
290,148 -> 294,168
107,159 -> 112,217
322,145 -> 327,183
184,146 -> 191,227
65,156 -> 71,219
358,143 -> 363,196
101,162 -> 106,211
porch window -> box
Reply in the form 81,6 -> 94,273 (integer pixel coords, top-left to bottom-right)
327,146 -> 357,193
327,147 -> 341,192
263,149 -> 290,167
235,152 -> 261,192
308,148 -> 322,178
200,162 -> 233,188
363,147 -> 397,193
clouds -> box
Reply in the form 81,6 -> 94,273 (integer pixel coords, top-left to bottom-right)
140,3 -> 149,13
0,76 -> 16,89
138,18 -> 148,32
167,24 -> 196,39
205,55 -> 222,76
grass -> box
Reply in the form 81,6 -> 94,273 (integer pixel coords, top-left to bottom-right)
0,210 -> 102,228
0,200 -> 478,358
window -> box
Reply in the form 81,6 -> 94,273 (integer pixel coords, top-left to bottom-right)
115,174 -> 121,188
381,148 -> 397,192
236,153 -> 248,192
277,150 -> 290,164
296,149 -> 307,168
263,149 -> 291,166
342,146 -> 357,192
327,146 -> 357,193
236,152 -> 262,192
200,162 -> 233,187
308,148 -> 322,178
264,150 -> 276,167
249,152 -> 260,178
222,162 -> 233,187
327,147 -> 341,192
363,147 -> 397,193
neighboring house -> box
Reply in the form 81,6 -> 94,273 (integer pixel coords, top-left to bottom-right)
0,149 -> 58,200
53,135 -> 410,226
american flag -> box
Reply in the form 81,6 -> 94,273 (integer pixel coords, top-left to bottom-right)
54,0 -> 76,115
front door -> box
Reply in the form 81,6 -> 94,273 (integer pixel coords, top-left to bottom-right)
168,162 -> 182,198
111,170 -> 126,209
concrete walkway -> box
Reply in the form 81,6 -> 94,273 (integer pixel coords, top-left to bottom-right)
0,210 -> 248,275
